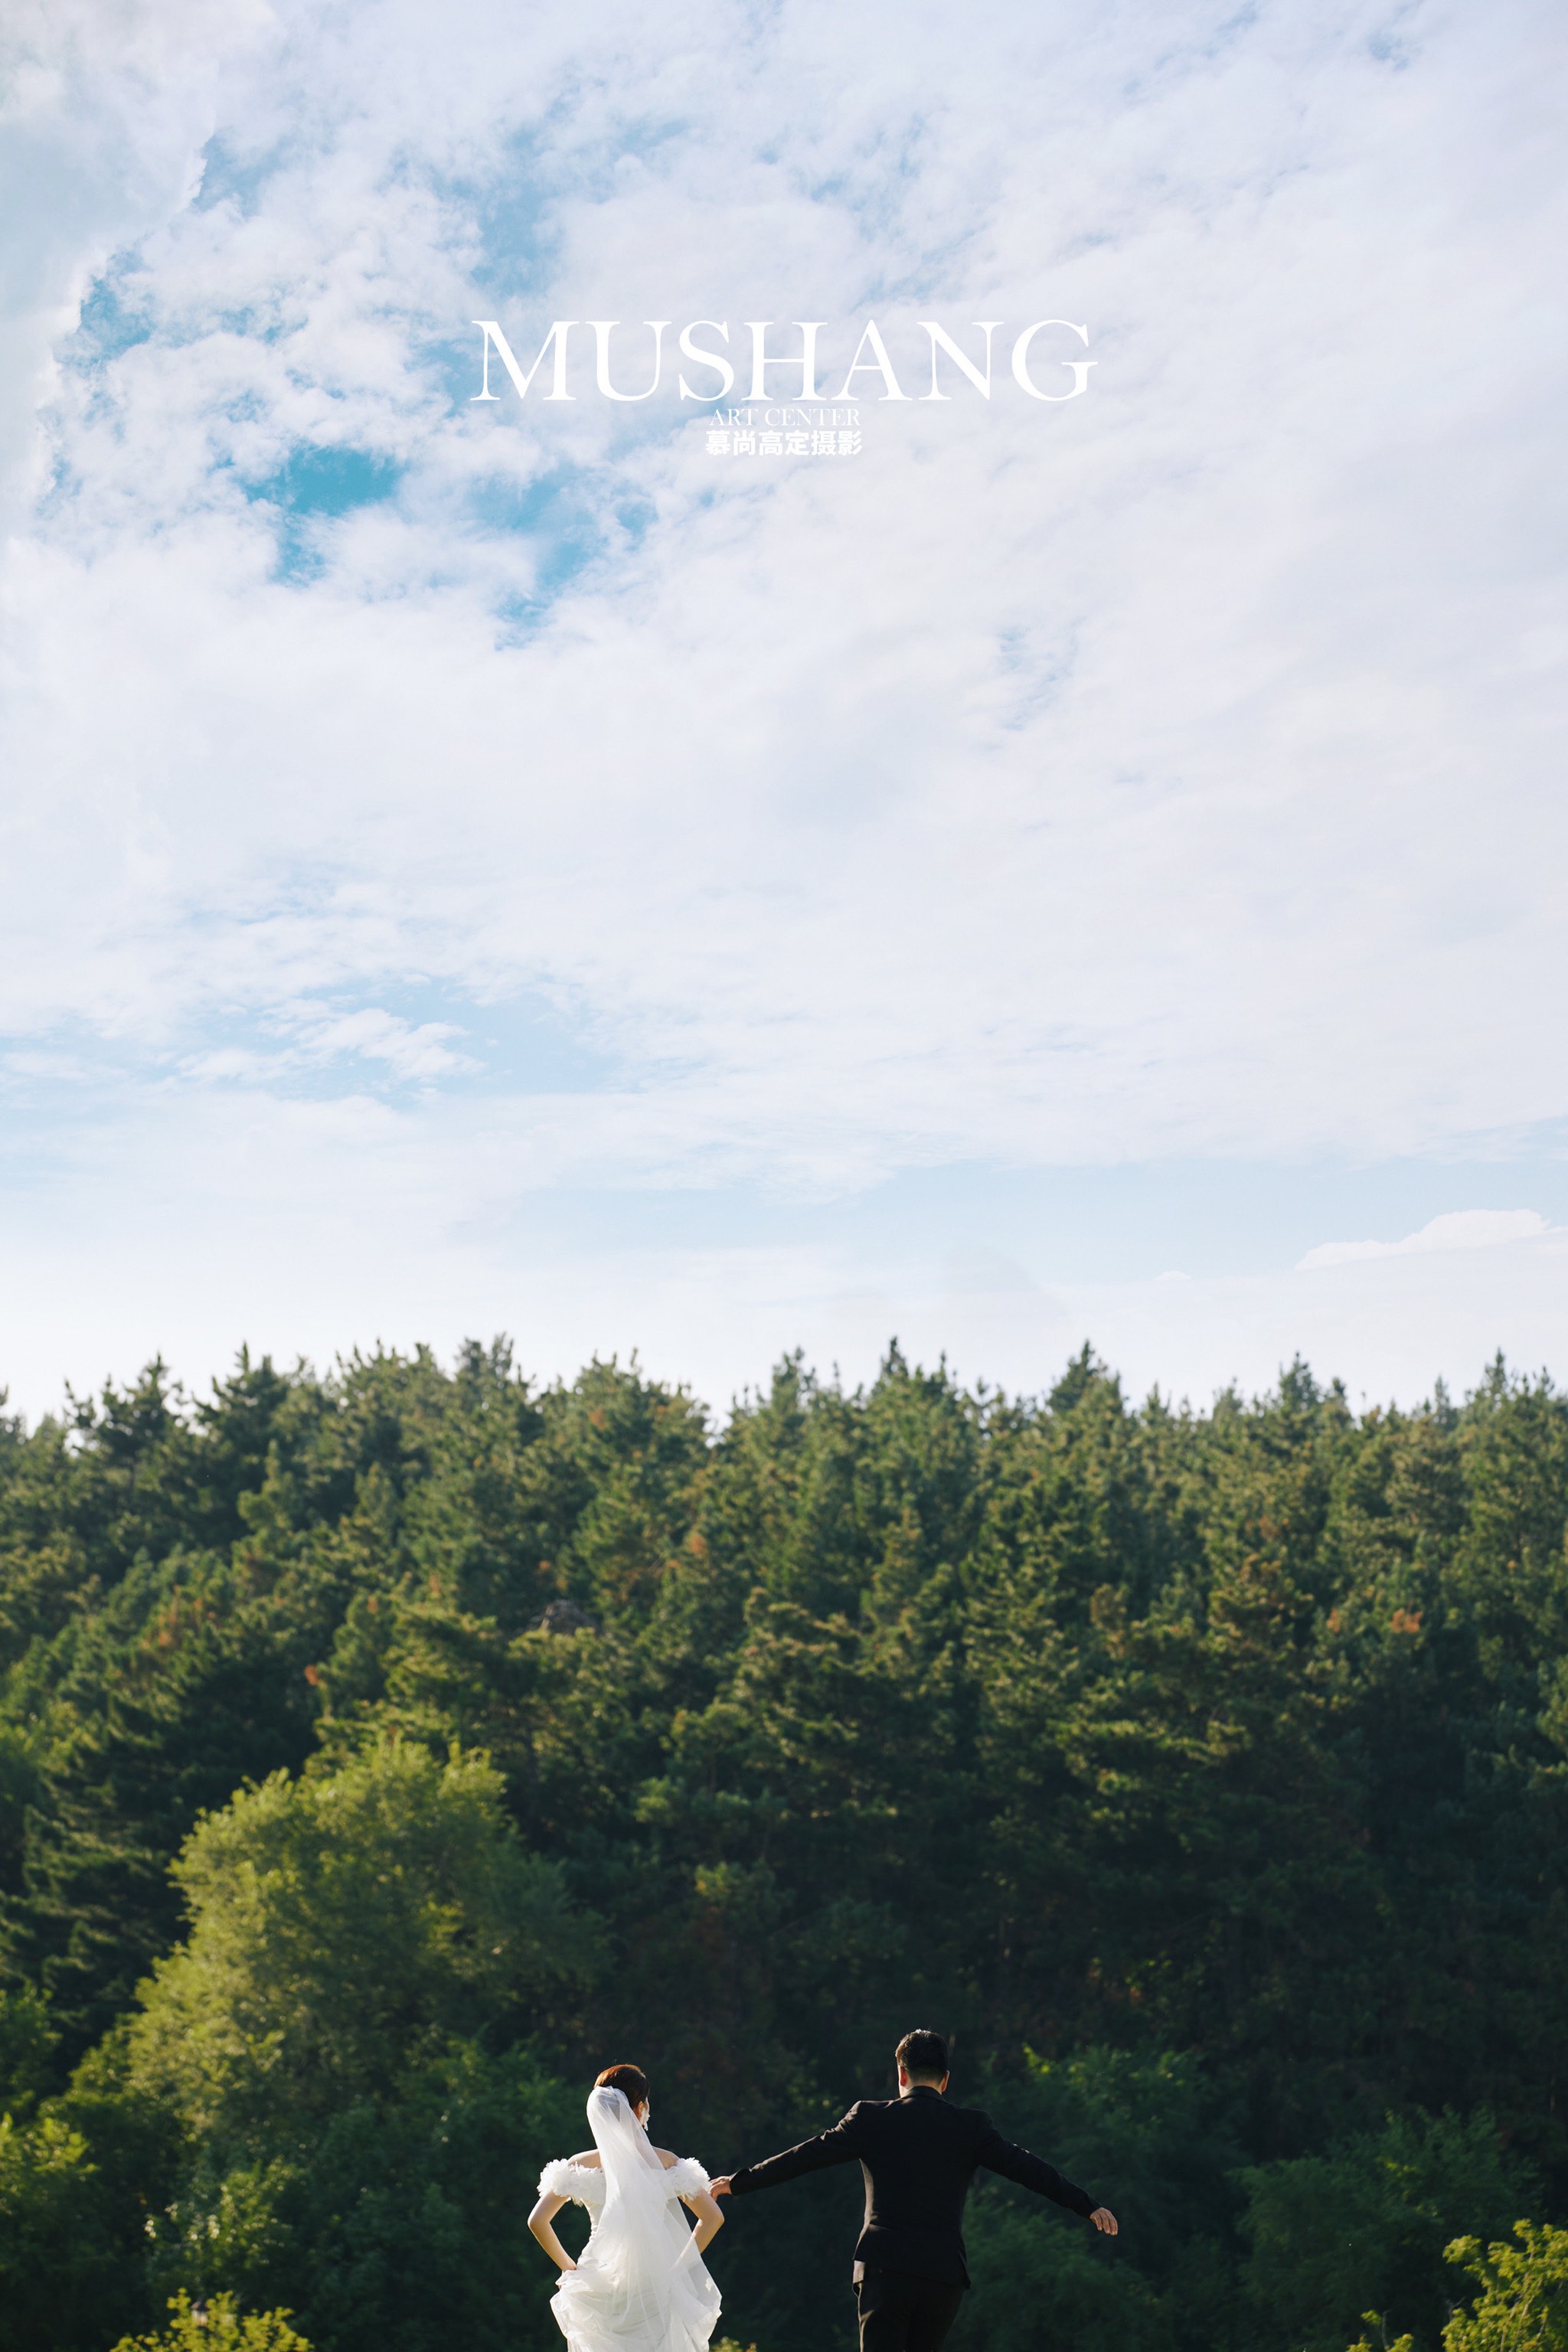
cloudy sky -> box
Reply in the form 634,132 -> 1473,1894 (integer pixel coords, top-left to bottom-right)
0,0 -> 1563,1423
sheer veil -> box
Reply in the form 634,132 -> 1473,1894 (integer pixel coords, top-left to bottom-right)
551,2086 -> 720,2352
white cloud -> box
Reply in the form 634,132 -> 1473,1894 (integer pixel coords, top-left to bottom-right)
2,1109 -> 1565,1423
0,0 -> 273,524
1298,1208 -> 1555,1269
1,0 -> 1565,1404
179,1005 -> 475,1086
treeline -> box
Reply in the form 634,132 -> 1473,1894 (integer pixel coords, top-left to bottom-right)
1,1339 -> 1566,2352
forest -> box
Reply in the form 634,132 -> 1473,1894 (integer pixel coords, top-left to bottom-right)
2,1337 -> 1567,2352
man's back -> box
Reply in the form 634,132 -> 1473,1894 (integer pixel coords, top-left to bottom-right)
728,2082 -> 1096,2286
719,2031 -> 1114,2352
848,2089 -> 1008,2279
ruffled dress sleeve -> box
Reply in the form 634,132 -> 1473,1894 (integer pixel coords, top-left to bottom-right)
539,2158 -> 604,2206
665,2156 -> 711,2200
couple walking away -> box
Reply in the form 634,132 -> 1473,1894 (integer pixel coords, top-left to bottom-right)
529,2029 -> 1119,2352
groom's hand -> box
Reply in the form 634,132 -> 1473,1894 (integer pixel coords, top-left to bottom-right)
1090,2207 -> 1119,2235
710,2177 -> 733,2197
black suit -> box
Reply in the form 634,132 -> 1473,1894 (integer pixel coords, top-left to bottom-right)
728,2085 -> 1099,2352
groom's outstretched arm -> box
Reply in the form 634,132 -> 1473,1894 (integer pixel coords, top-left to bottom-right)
975,2121 -> 1116,2231
717,2104 -> 871,2197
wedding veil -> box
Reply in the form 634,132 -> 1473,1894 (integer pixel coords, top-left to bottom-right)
553,2086 -> 718,2352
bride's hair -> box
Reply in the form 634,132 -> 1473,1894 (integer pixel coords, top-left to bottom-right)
595,2063 -> 650,2107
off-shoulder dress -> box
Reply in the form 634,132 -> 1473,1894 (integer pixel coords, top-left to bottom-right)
536,2154 -> 721,2352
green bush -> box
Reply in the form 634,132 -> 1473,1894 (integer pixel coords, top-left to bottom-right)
138,2040 -> 583,2352
0,2110 -> 115,2347
955,2045 -> 1243,2352
111,2290 -> 311,2350
117,1743 -> 590,2350
126,1741 -> 597,2140
0,2027 -> 183,2352
1442,2221 -> 1568,2352
1240,2110 -> 1535,2352
0,1985 -> 55,2118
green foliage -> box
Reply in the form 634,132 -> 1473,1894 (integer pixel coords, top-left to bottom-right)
140,2040 -> 581,2352
126,1740 -> 598,2137
0,1338 -> 1566,2352
957,2046 -> 1243,2352
104,1736 -> 595,2350
0,2107 -> 113,2345
1240,2111 -> 1537,2352
0,2020 -> 183,2352
1348,2226 -> 1568,2352
111,2289 -> 312,2350
0,1983 -> 55,2115
1442,2223 -> 1568,2352
0,2089 -> 175,2352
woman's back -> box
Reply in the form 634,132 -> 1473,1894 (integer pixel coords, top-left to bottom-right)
540,2151 -> 713,2211
531,2087 -> 724,2352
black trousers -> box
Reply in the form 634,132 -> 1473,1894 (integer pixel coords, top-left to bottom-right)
854,2266 -> 965,2352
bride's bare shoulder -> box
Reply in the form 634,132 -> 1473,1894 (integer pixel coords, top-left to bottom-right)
655,2148 -> 679,2167
569,2151 -> 603,2168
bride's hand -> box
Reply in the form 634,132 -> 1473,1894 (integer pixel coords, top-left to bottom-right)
558,2258 -> 578,2272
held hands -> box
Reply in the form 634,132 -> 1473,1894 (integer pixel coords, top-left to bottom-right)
710,2174 -> 1104,2233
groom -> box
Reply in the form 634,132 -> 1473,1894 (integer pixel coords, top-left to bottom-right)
712,2028 -> 1118,2352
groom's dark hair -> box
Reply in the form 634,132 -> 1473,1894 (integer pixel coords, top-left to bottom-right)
596,2063 -> 650,2105
896,2029 -> 949,2081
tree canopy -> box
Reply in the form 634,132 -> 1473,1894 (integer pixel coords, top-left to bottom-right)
1,1337 -> 1565,2352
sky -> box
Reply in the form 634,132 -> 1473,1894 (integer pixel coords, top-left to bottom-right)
0,0 -> 1564,1426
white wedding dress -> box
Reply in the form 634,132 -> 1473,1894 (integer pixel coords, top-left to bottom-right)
541,2086 -> 723,2352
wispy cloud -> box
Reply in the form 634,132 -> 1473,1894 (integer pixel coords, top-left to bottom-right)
181,1004 -> 477,1087
1298,1209 -> 1556,1270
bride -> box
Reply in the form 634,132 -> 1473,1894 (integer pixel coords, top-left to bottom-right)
529,2063 -> 725,2352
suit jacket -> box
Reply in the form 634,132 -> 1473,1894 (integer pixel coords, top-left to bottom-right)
727,2085 -> 1097,2287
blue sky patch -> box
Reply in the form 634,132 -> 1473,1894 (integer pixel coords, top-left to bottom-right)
253,446 -> 405,518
